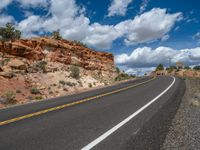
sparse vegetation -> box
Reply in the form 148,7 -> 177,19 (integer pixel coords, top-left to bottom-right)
65,81 -> 75,86
116,67 -> 120,74
59,80 -> 66,85
115,73 -> 134,81
16,89 -> 21,93
73,40 -> 88,48
52,30 -> 62,40
0,23 -> 21,41
89,83 -> 92,88
1,91 -> 16,104
184,66 -> 191,70
35,61 -> 47,72
30,88 -> 40,94
193,65 -> 200,70
70,65 -> 80,79
34,96 -> 43,100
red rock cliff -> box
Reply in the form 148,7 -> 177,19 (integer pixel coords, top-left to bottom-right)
0,37 -> 114,71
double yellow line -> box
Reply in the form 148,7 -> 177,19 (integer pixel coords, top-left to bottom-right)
0,77 -> 156,126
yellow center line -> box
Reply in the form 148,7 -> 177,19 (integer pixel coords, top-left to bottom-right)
0,77 -> 156,126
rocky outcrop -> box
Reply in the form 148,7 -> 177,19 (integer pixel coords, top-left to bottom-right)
0,37 -> 114,71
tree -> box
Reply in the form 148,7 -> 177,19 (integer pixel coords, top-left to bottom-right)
184,66 -> 191,69
193,65 -> 200,70
0,23 -> 21,41
156,64 -> 164,71
52,30 -> 62,40
116,67 -> 120,74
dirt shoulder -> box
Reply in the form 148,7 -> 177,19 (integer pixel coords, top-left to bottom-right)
162,78 -> 200,149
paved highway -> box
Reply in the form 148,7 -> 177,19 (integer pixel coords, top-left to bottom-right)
0,76 -> 182,150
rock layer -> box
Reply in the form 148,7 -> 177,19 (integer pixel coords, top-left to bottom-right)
0,37 -> 114,71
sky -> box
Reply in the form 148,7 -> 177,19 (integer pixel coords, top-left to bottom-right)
0,0 -> 200,75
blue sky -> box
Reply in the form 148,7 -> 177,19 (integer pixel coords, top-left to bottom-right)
0,0 -> 200,75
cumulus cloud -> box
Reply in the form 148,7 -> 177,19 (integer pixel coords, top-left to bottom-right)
121,8 -> 182,45
115,46 -> 200,68
108,0 -> 133,17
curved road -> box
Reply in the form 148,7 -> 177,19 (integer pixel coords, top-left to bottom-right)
0,76 -> 182,150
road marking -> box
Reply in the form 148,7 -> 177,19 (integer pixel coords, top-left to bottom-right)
81,77 -> 176,150
0,77 -> 156,126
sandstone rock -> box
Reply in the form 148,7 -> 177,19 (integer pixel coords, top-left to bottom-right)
0,71 -> 15,78
0,37 -> 114,72
8,59 -> 27,70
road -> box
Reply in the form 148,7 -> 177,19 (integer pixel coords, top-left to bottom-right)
0,76 -> 182,150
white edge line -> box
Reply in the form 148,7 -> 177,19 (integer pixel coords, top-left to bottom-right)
81,76 -> 176,150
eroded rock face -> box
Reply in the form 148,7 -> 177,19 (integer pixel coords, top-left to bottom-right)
0,37 -> 114,71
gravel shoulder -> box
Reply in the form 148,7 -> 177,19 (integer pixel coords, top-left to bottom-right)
162,78 -> 200,150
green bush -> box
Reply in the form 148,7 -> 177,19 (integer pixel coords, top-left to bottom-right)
36,61 -> 47,72
70,65 -> 80,79
35,96 -> 43,100
52,30 -> 62,40
0,23 -> 21,41
30,88 -> 40,94
2,91 -> 16,104
88,83 -> 92,88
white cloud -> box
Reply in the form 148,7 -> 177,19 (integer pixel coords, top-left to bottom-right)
121,8 -> 182,45
139,0 -> 149,14
193,32 -> 200,45
17,0 -> 49,7
108,0 -> 133,17
115,46 -> 200,68
125,67 -> 155,76
0,0 -> 12,11
0,15 -> 14,26
83,23 -> 120,49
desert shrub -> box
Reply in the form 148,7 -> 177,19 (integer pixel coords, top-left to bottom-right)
35,61 -> 47,72
30,88 -> 40,94
73,40 -> 88,48
35,96 -> 43,100
2,91 -> 16,104
70,65 -> 80,79
52,30 -> 62,40
16,89 -> 21,93
0,23 -> 21,41
115,73 -> 133,81
65,81 -> 75,86
88,83 -> 92,88
59,80 -> 65,85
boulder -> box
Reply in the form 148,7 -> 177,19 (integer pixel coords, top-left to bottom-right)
8,59 -> 27,70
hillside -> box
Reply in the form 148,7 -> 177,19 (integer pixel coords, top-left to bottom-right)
0,37 -> 118,108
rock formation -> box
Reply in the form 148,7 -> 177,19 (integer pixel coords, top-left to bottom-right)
0,37 -> 114,72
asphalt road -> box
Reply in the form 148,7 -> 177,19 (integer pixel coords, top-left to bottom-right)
0,76 -> 182,150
